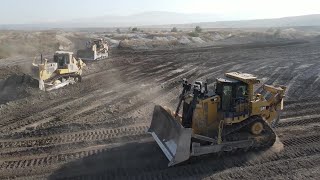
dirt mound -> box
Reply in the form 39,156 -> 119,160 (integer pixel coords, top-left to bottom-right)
0,65 -> 23,79
0,30 -> 94,59
191,37 -> 206,43
118,39 -> 149,49
178,36 -> 191,44
0,74 -> 38,105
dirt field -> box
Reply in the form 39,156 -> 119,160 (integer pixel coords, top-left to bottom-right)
0,40 -> 320,179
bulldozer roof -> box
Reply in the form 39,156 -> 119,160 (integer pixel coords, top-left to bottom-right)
217,77 -> 240,83
225,72 -> 260,84
54,51 -> 73,55
93,38 -> 103,41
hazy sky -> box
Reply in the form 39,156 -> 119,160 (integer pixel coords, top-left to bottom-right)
1,0 -> 320,24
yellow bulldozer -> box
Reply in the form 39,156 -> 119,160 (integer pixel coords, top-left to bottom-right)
148,72 -> 286,166
32,51 -> 86,91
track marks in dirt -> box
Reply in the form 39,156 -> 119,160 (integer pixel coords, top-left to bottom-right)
48,136 -> 320,180
277,114 -> 320,128
0,125 -> 148,151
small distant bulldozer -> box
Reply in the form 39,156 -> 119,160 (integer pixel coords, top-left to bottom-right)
149,72 -> 286,166
77,39 -> 109,61
32,51 -> 86,91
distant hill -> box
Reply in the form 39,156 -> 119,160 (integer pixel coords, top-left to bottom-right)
1,12 -> 320,30
0,11 -> 221,30
190,14 -> 320,28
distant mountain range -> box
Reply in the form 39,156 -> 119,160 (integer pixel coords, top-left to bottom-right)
192,14 -> 320,28
1,12 -> 320,30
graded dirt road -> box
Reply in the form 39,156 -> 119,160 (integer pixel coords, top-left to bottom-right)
0,41 -> 320,179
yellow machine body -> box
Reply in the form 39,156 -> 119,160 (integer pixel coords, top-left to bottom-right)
32,51 -> 86,91
188,72 -> 286,136
148,72 -> 286,166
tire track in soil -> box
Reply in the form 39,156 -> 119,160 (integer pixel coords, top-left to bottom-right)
48,41 -> 320,179
1,52 -> 201,144
0,59 -> 173,136
0,90 -> 117,135
6,91 -> 119,133
277,114 -> 320,128
54,63 -> 199,127
203,154 -> 320,180
0,56 -> 138,127
265,166 -> 320,180
2,125 -> 320,179
0,125 -> 149,152
46,140 -> 320,180
0,52 -> 209,178
70,59 -> 193,120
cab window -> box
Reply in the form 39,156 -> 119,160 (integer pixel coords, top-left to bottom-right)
236,85 -> 247,98
221,85 -> 232,111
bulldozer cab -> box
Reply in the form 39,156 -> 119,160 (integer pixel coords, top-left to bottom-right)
216,78 -> 249,117
93,39 -> 103,49
54,51 -> 73,69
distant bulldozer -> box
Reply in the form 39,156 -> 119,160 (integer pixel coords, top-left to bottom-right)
32,51 -> 86,91
77,39 -> 109,61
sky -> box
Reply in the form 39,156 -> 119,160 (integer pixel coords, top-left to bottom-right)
1,0 -> 320,24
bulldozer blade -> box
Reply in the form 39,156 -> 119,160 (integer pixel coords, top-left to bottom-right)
38,80 -> 45,91
272,110 -> 282,128
148,105 -> 192,166
46,79 -> 75,91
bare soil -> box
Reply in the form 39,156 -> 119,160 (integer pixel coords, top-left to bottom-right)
0,40 -> 320,179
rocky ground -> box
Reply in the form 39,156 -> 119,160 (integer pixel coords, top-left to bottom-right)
0,32 -> 320,179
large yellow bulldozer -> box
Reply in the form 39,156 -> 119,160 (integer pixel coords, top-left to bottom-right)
148,72 -> 286,166
32,51 -> 86,91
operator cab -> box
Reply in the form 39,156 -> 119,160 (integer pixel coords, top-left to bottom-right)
54,51 -> 73,69
93,39 -> 103,49
216,77 -> 249,118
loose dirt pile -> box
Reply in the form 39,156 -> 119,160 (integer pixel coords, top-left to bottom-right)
0,40 -> 320,179
0,30 -> 92,59
110,27 -> 319,50
0,73 -> 38,105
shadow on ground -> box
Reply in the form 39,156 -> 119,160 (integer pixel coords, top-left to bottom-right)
48,139 -> 256,180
